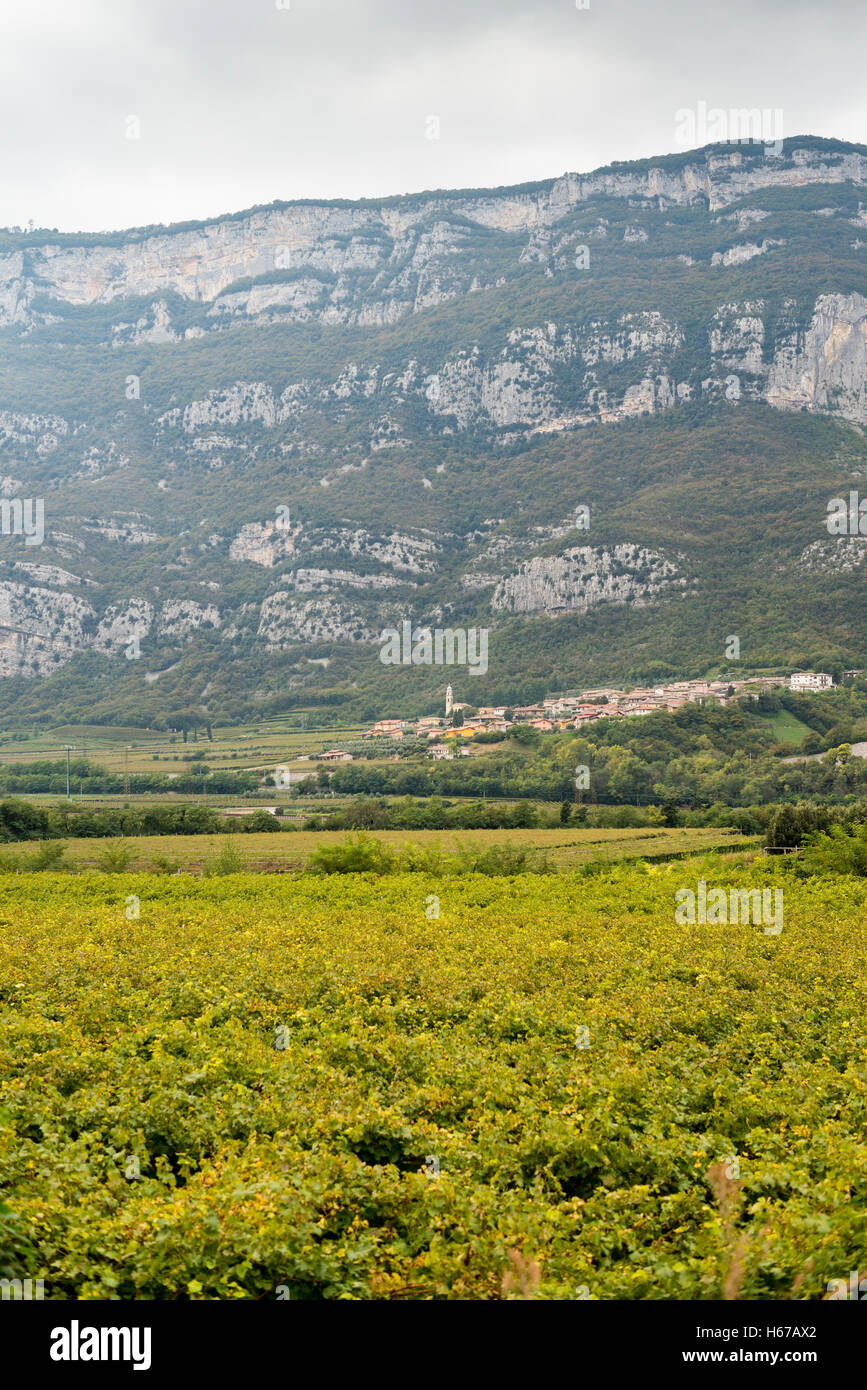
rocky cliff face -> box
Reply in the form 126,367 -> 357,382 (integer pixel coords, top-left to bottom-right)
765,293 -> 867,421
492,545 -> 685,616
1,138 -> 866,701
4,142 -> 866,334
151,292 -> 867,438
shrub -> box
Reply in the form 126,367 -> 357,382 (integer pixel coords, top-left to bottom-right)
149,853 -> 180,875
97,842 -> 135,873
304,832 -> 397,875
30,841 -> 68,872
801,822 -> 867,876
202,838 -> 245,876
456,844 -> 549,876
0,798 -> 48,842
764,803 -> 828,849
240,811 -> 283,833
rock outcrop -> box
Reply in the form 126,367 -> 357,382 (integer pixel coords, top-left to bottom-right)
492,545 -> 684,616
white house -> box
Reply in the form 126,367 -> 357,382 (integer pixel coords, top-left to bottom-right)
789,672 -> 834,691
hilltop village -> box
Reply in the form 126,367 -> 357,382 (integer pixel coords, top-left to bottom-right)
300,672 -> 842,765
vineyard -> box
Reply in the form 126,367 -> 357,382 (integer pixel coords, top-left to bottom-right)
1,862 -> 865,1299
0,824 -> 751,873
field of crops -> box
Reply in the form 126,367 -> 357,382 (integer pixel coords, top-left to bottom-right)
1,862 -> 865,1300
0,719 -> 357,777
2,825 -> 752,873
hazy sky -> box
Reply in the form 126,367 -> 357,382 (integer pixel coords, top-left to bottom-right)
1,0 -> 865,232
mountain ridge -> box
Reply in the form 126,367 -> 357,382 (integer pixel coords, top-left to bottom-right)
5,134 -> 867,247
0,136 -> 865,726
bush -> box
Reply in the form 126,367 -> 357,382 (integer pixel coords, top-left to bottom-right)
239,811 -> 283,833
304,832 -> 397,876
149,854 -> 180,875
202,838 -> 245,876
304,834 -> 551,877
97,842 -> 135,873
453,844 -> 549,875
765,803 -> 828,849
0,799 -> 47,842
801,822 -> 867,876
30,841 -> 68,871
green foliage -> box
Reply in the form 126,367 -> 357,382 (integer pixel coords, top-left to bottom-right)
452,843 -> 547,875
241,811 -> 283,833
1,865 -> 865,1298
802,822 -> 867,876
765,804 -> 824,849
304,832 -> 549,877
304,832 -> 397,875
149,853 -> 180,875
0,758 -> 258,797
30,840 -> 68,872
0,799 -> 235,844
202,838 -> 245,876
97,842 -> 135,873
0,799 -> 48,842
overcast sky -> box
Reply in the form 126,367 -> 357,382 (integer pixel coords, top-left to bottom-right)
1,0 -> 865,232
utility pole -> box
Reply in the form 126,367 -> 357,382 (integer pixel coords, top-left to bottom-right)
124,745 -> 131,797
65,745 -> 72,799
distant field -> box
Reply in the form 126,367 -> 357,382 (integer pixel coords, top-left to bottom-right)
2,826 -> 755,873
0,718 -> 365,776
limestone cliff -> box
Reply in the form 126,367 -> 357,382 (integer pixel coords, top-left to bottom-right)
3,142 -> 866,334
492,545 -> 685,616
0,137 -> 865,700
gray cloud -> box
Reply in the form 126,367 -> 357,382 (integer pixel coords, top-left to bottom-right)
0,0 -> 864,231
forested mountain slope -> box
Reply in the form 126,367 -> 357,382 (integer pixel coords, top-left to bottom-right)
0,136 -> 865,724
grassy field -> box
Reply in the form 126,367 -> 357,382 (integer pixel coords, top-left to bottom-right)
1,863 -> 864,1299
0,718 -> 364,777
756,710 -> 814,748
0,826 -> 755,873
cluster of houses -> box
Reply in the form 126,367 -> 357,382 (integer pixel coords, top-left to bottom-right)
271,671 -> 849,776
355,673 -> 842,758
